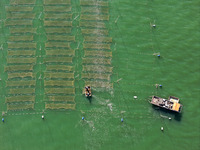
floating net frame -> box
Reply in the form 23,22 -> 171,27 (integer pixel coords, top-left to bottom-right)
81,14 -> 109,21
45,42 -> 70,48
44,6 -> 72,12
45,28 -> 72,34
83,43 -> 111,50
8,35 -> 34,42
44,80 -> 74,87
80,21 -> 106,29
46,96 -> 75,102
7,42 -> 36,49
82,65 -> 113,73
81,6 -> 109,14
46,35 -> 75,42
46,50 -> 75,56
6,13 -> 36,19
9,27 -> 37,34
7,72 -> 35,79
85,81 -> 113,89
82,73 -> 111,81
45,103 -> 75,110
6,80 -> 36,87
81,29 -> 109,35
84,36 -> 112,43
7,88 -> 35,95
7,103 -> 34,111
5,20 -> 33,26
7,50 -> 36,56
5,6 -> 34,12
6,96 -> 35,103
45,88 -> 75,95
82,58 -> 111,65
44,57 -> 73,63
44,21 -> 72,27
10,0 -> 37,5
44,13 -> 72,20
44,72 -> 74,79
84,50 -> 112,58
7,58 -> 36,64
80,0 -> 109,7
46,65 -> 74,72
4,65 -> 34,72
44,0 -> 71,5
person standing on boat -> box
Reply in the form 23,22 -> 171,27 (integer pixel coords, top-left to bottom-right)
85,86 -> 89,92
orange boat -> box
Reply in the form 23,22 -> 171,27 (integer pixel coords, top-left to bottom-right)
151,96 -> 183,113
85,86 -> 92,97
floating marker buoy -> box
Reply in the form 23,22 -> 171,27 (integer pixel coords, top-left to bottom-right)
2,118 -> 4,122
161,127 -> 164,131
42,115 -> 44,119
121,118 -> 124,122
82,117 -> 84,120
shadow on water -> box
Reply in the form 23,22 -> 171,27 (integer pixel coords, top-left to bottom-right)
87,97 -> 92,104
174,113 -> 182,122
152,105 -> 182,121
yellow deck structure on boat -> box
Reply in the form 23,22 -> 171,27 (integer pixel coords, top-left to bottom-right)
172,102 -> 180,111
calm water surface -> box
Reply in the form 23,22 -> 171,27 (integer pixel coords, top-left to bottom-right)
0,0 -> 199,150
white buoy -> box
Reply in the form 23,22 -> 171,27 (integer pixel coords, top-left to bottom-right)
161,127 -> 164,131
134,96 -> 137,99
42,115 -> 44,119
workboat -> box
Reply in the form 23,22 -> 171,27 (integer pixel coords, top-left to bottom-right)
151,96 -> 183,113
85,86 -> 92,97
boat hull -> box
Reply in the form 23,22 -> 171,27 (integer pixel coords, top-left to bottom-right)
85,86 -> 92,98
151,96 -> 183,113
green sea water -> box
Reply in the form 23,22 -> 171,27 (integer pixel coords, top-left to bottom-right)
0,0 -> 200,150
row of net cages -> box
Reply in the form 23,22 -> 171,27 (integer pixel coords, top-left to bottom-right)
4,0 -> 76,112
80,0 -> 113,90
5,0 -> 37,112
43,0 -> 76,111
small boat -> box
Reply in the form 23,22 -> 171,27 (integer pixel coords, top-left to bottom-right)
85,86 -> 92,97
151,96 -> 183,113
